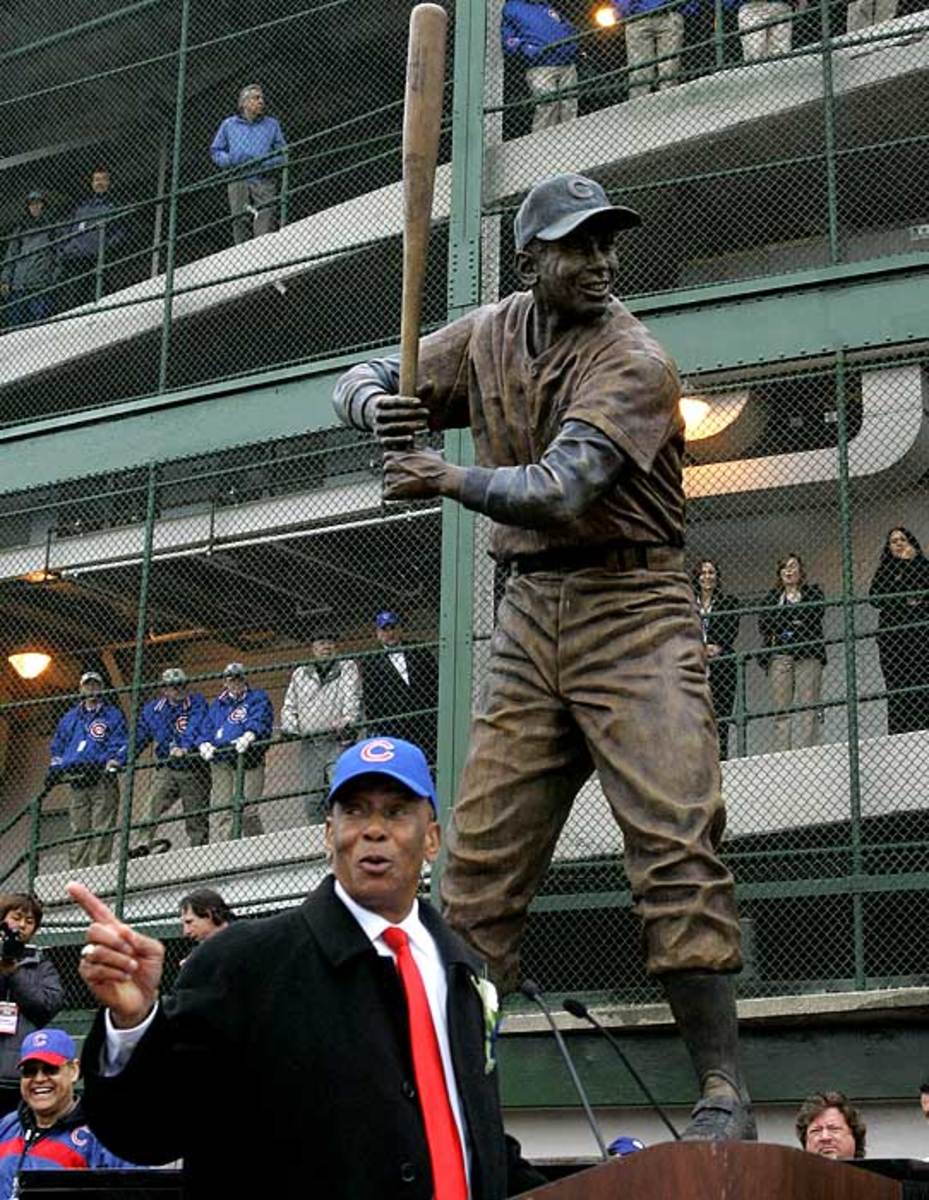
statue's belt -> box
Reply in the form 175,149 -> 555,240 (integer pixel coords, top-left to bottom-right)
507,544 -> 685,576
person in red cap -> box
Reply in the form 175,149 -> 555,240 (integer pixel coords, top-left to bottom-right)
0,1027 -> 137,1198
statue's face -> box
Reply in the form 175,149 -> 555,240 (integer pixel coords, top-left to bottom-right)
529,223 -> 619,323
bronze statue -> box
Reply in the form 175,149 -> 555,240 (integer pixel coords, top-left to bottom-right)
333,173 -> 754,1141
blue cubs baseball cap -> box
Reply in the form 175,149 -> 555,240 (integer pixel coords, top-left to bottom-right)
327,738 -> 437,812
19,1028 -> 76,1067
607,1135 -> 645,1157
374,611 -> 401,629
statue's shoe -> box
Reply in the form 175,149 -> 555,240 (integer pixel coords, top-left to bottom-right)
681,1095 -> 758,1142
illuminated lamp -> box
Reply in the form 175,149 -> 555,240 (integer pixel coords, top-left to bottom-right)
680,393 -> 750,442
8,652 -> 52,680
593,4 -> 619,26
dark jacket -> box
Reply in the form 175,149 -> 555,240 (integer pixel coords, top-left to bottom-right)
61,194 -> 127,261
695,589 -> 741,658
362,645 -> 439,759
758,584 -> 827,668
0,948 -> 64,1085
869,552 -> 929,635
81,876 -> 537,1199
1,214 -> 60,294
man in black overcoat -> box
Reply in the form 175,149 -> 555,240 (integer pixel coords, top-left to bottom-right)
68,738 -> 540,1199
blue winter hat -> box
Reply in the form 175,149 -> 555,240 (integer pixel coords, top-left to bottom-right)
374,611 -> 401,629
327,738 -> 436,812
607,1135 -> 646,1157
19,1028 -> 76,1067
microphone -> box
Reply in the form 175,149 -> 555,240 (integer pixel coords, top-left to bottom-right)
521,979 -> 608,1161
563,996 -> 681,1141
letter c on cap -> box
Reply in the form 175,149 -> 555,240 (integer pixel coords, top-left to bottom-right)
360,739 -> 396,763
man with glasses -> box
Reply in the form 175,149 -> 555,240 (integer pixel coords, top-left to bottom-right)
0,1028 -> 135,1197
129,667 -> 210,858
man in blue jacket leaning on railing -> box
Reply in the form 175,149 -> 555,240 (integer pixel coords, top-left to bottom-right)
210,83 -> 287,246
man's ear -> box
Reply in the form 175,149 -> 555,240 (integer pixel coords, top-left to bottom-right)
514,248 -> 539,289
423,818 -> 441,865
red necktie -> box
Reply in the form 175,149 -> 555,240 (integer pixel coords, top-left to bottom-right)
383,926 -> 468,1200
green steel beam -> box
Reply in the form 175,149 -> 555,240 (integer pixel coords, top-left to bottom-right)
433,0 -> 485,859
2,254 -> 929,492
497,1021 -> 929,1108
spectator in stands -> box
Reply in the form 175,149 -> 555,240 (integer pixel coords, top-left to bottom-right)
692,558 -> 741,759
129,667 -> 210,858
179,889 -> 235,945
0,896 -> 63,1120
210,84 -> 287,245
361,612 -> 439,763
196,662 -> 273,841
47,671 -> 127,868
846,0 -> 896,32
0,1028 -> 137,1196
869,527 -> 929,736
60,167 -> 127,309
919,1081 -> 929,1122
735,0 -> 800,61
795,1090 -> 866,1159
501,1 -> 580,131
758,553 -> 826,751
613,0 -> 697,98
0,190 -> 59,328
281,631 -> 362,823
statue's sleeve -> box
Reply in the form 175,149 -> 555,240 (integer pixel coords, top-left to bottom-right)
457,420 -> 627,529
564,348 -> 681,473
332,312 -> 475,432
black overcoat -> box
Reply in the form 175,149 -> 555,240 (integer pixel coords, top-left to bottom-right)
81,877 -> 525,1199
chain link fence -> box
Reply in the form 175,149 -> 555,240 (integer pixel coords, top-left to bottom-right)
0,0 -> 927,1021
0,0 -> 455,423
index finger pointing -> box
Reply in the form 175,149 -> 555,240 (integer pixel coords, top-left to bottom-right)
66,881 -> 119,926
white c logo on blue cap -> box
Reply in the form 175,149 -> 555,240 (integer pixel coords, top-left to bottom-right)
360,739 -> 396,763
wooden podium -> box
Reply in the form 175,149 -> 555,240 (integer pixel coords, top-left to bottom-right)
517,1144 -> 902,1198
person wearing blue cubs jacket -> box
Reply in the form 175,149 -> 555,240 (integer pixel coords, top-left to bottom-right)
0,1028 -> 138,1200
501,1 -> 579,131
196,662 -> 273,841
129,667 -> 210,858
47,672 -> 127,869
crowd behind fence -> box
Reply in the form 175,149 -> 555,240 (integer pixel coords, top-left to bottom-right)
0,0 -> 927,418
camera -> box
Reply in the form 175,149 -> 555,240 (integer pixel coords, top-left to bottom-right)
1,926 -> 25,962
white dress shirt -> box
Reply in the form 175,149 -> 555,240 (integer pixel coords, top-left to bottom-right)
102,881 -> 471,1182
388,650 -> 410,686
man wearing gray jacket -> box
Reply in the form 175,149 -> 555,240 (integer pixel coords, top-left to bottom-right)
281,632 -> 361,822
1,191 -> 60,327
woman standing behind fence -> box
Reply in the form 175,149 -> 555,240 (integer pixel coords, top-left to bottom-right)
693,559 -> 741,760
758,552 -> 827,751
869,527 -> 929,735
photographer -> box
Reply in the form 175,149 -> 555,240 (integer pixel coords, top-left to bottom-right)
0,895 -> 64,1118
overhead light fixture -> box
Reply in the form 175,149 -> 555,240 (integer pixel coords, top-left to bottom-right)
593,4 -> 619,26
680,393 -> 750,442
8,652 -> 52,680
22,569 -> 59,584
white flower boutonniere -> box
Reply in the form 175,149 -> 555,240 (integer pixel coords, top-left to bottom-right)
472,973 -> 500,1075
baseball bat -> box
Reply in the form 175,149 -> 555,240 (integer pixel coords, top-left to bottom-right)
399,3 -> 448,404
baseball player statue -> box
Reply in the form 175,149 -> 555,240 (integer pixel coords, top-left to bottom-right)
332,173 -> 754,1141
